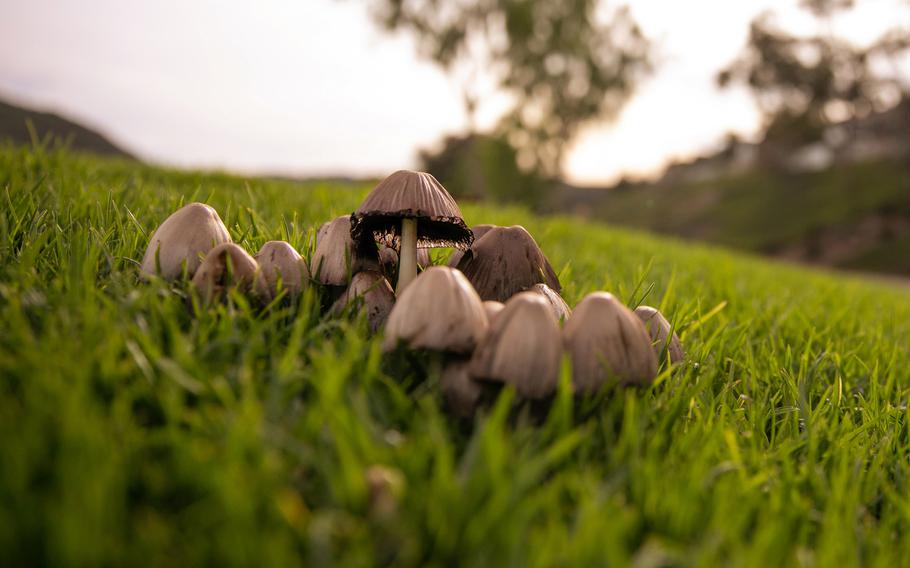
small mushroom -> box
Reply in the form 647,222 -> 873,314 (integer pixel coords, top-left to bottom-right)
447,223 -> 497,267
455,225 -> 560,302
440,359 -> 484,419
482,301 -> 505,322
311,215 -> 379,286
379,244 -> 432,281
529,283 -> 572,322
255,240 -> 309,297
563,292 -> 658,391
351,171 -> 473,294
331,270 -> 396,332
469,292 -> 562,399
634,305 -> 685,364
191,243 -> 270,303
382,266 -> 487,355
140,202 -> 231,280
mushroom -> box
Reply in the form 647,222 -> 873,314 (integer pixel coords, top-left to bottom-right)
447,223 -> 497,267
529,283 -> 572,322
634,305 -> 685,364
191,243 -> 270,303
379,244 -> 432,281
255,240 -> 310,297
140,202 -> 231,280
311,215 -> 379,286
455,225 -> 561,302
351,171 -> 473,294
563,292 -> 658,391
440,359 -> 484,419
331,270 -> 396,332
482,301 -> 505,322
468,292 -> 562,399
382,266 -> 487,355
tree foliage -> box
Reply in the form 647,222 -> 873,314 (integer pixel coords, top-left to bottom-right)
718,2 -> 910,146
365,0 -> 652,177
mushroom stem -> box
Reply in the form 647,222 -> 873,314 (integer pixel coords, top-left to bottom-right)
397,217 -> 418,294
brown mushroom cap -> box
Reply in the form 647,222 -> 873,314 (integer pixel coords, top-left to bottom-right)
634,305 -> 685,364
482,301 -> 505,322
191,243 -> 269,303
350,170 -> 473,250
140,202 -> 231,280
469,292 -> 562,399
255,241 -> 309,297
529,283 -> 572,322
447,223 -> 497,267
331,270 -> 396,332
455,225 -> 561,302
311,215 -> 379,286
563,292 -> 658,391
382,266 -> 488,354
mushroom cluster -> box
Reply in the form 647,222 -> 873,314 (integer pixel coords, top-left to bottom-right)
139,171 -> 685,418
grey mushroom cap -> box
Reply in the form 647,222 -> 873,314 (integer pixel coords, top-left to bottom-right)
255,241 -> 309,297
382,266 -> 488,354
482,301 -> 505,322
350,170 -> 473,250
469,292 -> 562,399
634,305 -> 685,364
447,224 -> 497,267
455,225 -> 561,302
331,270 -> 396,333
191,243 -> 270,303
140,202 -> 231,280
563,292 -> 658,391
529,283 -> 572,322
311,215 -> 379,286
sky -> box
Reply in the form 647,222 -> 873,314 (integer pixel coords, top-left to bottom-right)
1,0 -> 907,185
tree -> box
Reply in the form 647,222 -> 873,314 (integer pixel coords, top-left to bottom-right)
363,0 -> 652,179
717,1 -> 910,154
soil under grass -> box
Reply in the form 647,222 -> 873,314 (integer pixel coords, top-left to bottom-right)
2,144 -> 910,566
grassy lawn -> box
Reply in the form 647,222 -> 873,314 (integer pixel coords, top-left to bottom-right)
2,145 -> 910,566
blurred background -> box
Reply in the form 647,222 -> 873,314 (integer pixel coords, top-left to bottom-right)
2,0 -> 909,274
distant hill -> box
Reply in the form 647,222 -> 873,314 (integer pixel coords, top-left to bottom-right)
0,98 -> 133,158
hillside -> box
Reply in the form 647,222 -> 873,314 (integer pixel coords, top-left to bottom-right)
553,159 -> 910,275
0,98 -> 133,158
2,145 -> 910,565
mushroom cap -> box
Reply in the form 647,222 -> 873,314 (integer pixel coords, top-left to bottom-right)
563,292 -> 658,391
311,215 -> 379,286
255,240 -> 309,297
469,292 -> 562,399
447,223 -> 497,267
331,270 -> 396,332
529,283 -> 572,322
350,170 -> 473,250
191,243 -> 269,303
634,305 -> 685,364
455,225 -> 561,302
382,266 -> 488,354
440,359 -> 483,419
140,202 -> 231,280
482,301 -> 505,322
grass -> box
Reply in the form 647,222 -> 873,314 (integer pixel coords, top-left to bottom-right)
2,144 -> 910,566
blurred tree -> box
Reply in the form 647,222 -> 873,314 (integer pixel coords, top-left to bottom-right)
718,1 -> 910,157
362,0 -> 652,183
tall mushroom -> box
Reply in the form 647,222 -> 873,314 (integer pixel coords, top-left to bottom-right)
455,225 -> 561,302
563,292 -> 658,391
351,171 -> 473,294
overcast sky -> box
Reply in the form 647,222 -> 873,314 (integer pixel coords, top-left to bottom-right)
1,0 -> 907,184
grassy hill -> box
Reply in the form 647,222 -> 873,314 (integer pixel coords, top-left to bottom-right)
559,160 -> 910,275
2,145 -> 910,565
